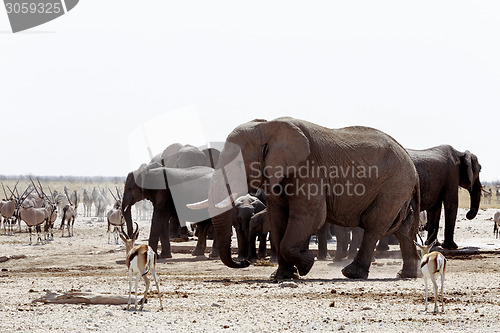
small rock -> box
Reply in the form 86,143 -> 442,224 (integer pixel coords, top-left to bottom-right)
280,281 -> 298,288
361,306 -> 372,310
329,301 -> 335,307
211,303 -> 221,307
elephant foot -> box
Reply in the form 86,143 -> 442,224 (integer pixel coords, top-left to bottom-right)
159,252 -> 172,259
296,251 -> 315,276
397,269 -> 418,279
317,253 -> 331,261
171,235 -> 189,242
191,248 -> 205,256
376,244 -> 389,252
442,240 -> 458,250
270,266 -> 300,281
341,261 -> 370,280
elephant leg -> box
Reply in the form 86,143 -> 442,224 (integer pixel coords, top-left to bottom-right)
426,205 -> 442,245
342,229 -> 379,279
192,219 -> 210,256
149,208 -> 171,257
376,235 -> 390,252
169,217 -> 181,239
209,234 -> 219,258
333,225 -> 349,262
348,227 -> 363,259
257,233 -> 268,259
248,233 -> 258,261
268,204 -> 297,280
442,199 -> 459,249
159,220 -> 172,258
279,201 -> 326,278
316,223 -> 329,260
236,228 -> 248,261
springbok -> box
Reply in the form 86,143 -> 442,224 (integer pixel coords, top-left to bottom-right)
107,188 -> 125,244
494,211 -> 500,239
119,223 -> 162,311
60,189 -> 77,237
482,187 -> 492,205
415,238 -> 447,314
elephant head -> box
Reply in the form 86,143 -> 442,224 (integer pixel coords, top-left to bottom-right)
208,118 -> 310,268
459,150 -> 482,220
121,164 -> 168,236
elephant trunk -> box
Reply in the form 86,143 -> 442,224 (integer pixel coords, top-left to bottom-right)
466,178 -> 481,220
208,167 -> 250,269
121,194 -> 135,237
211,210 -> 250,268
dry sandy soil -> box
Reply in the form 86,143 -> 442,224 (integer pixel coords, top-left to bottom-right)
1,208 -> 499,333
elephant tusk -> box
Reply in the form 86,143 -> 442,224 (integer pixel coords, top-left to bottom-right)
123,205 -> 130,213
215,193 -> 240,209
186,199 -> 209,210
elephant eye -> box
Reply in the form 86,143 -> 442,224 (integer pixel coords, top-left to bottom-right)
262,143 -> 269,159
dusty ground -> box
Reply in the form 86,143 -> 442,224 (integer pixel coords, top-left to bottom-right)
1,208 -> 499,333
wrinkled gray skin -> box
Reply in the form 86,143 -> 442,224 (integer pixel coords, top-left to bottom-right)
208,117 -> 420,280
122,165 -> 216,258
231,194 -> 266,260
377,145 -> 481,250
137,143 -> 220,256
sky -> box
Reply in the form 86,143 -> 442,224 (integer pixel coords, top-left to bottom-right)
0,1 -> 499,180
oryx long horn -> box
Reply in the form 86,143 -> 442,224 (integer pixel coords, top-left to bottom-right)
108,188 -> 118,202
29,177 -> 43,198
1,183 -> 8,200
116,187 -> 122,201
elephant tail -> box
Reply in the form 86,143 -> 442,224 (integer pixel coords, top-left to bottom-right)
410,181 -> 421,239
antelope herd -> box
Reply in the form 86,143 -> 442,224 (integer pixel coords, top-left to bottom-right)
0,179 -> 152,245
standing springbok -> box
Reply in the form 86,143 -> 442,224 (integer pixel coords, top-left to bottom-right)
494,211 -> 500,239
119,223 -> 162,311
60,189 -> 77,237
415,238 -> 447,313
107,188 -> 125,244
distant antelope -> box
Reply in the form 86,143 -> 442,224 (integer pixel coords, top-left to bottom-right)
482,188 -> 492,205
119,223 -> 163,311
107,188 -> 124,244
415,238 -> 447,313
19,205 -> 53,245
60,189 -> 78,237
82,189 -> 93,217
494,211 -> 500,239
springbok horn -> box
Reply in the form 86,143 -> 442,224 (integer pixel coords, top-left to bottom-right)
186,199 -> 209,210
132,222 -> 139,239
215,193 -> 240,209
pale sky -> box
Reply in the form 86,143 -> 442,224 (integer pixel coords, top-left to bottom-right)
1,1 -> 499,180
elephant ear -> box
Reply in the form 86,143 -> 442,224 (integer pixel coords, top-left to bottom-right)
258,120 -> 310,190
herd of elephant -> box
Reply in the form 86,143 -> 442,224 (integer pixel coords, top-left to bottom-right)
120,117 -> 482,280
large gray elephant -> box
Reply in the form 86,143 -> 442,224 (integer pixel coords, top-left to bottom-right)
376,145 -> 482,251
148,144 -> 220,246
204,117 -> 421,280
122,164 -> 216,258
410,145 -> 481,249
